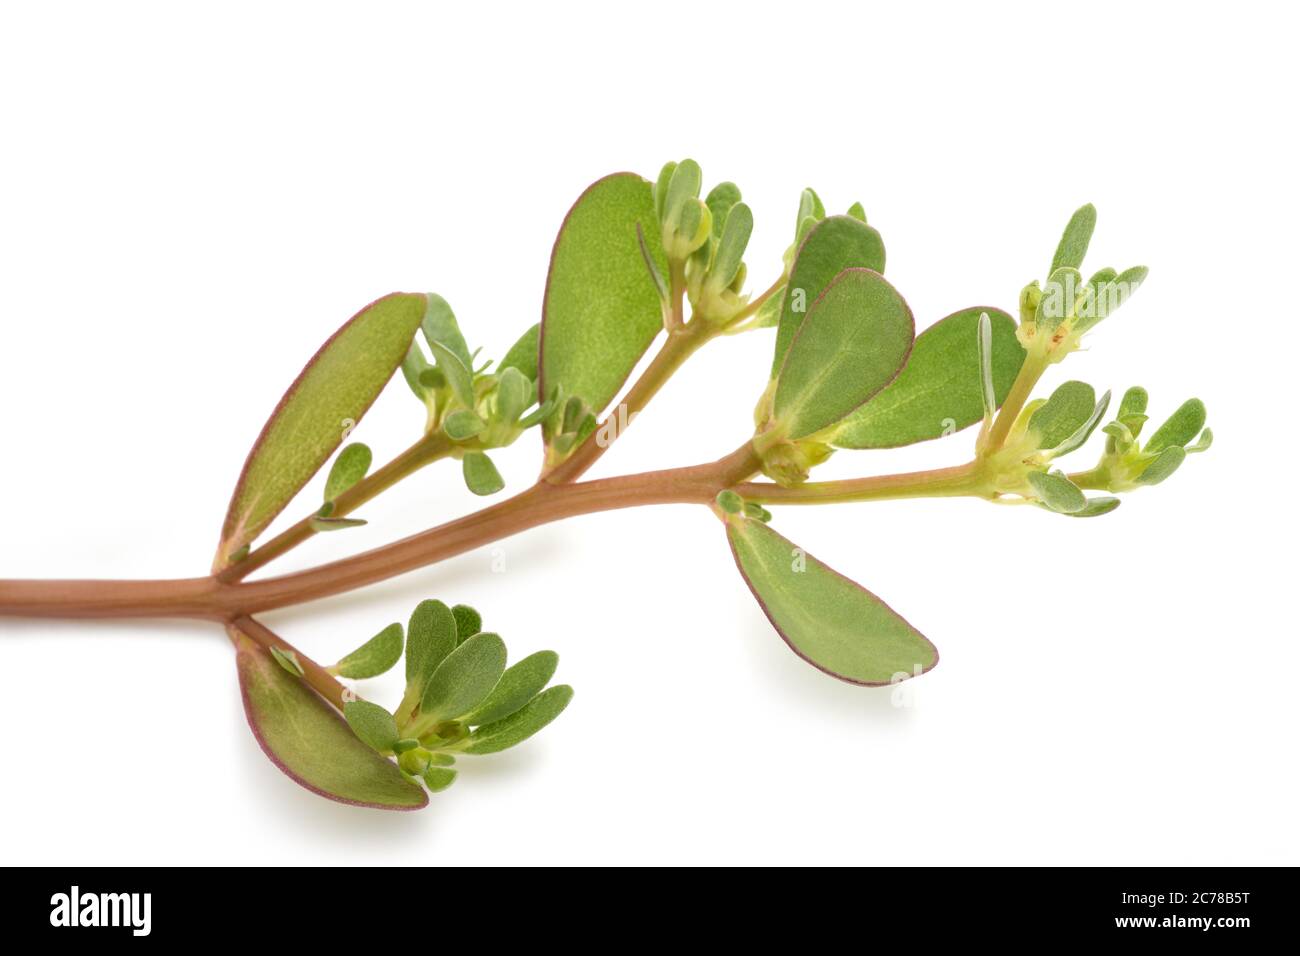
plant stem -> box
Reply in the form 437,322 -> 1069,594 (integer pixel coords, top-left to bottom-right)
0,443 -> 761,621
722,273 -> 785,332
223,431 -> 454,581
982,349 -> 1049,451
734,462 -> 985,505
542,319 -> 715,484
228,615 -> 349,709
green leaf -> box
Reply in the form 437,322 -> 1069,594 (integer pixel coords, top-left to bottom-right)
1051,203 -> 1097,274
1074,265 -> 1149,333
1047,390 -> 1111,458
216,292 -> 426,566
423,767 -> 458,792
976,311 -> 996,421
333,622 -> 403,679
706,202 -> 752,292
1145,398 -> 1207,453
405,599 -> 458,691
269,646 -> 304,677
234,633 -> 426,810
715,490 -> 743,514
1027,470 -> 1087,513
426,337 -> 475,408
797,187 -> 825,225
1028,381 -> 1096,449
726,519 -> 937,685
462,452 -> 505,496
771,216 -> 886,377
443,409 -> 486,440
1117,386 -> 1149,429
1137,445 -> 1186,485
662,159 -> 702,231
419,632 -> 508,724
846,201 -> 867,222
539,173 -> 667,424
500,324 -> 540,382
324,443 -> 372,502
451,604 -> 482,643
401,343 -> 434,399
1035,266 -> 1082,334
462,650 -> 560,726
421,293 -> 472,368
309,515 -> 367,532
1186,427 -> 1213,453
494,367 -> 532,424
462,685 -> 574,755
833,307 -> 1024,449
343,700 -> 400,754
1069,496 -> 1122,518
773,269 -> 913,440
652,161 -> 677,220
705,182 -> 742,237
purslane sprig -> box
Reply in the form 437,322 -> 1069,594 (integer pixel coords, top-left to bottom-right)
0,160 -> 1210,813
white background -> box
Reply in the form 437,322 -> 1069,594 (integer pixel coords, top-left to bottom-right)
1,2 -> 1295,866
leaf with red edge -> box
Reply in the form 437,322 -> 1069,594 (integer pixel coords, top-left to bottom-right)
233,630 -> 427,811
215,292 -> 426,568
726,517 -> 938,686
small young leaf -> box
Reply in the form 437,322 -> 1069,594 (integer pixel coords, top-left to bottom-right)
1074,265 -> 1149,332
1144,398 -> 1207,453
539,173 -> 667,423
715,490 -> 744,514
423,767 -> 457,792
1051,203 -> 1097,274
234,633 -> 426,810
976,312 -> 996,421
495,367 -> 532,424
270,646 -> 304,677
420,632 -> 508,724
333,622 -> 403,680
726,519 -> 937,685
421,293 -> 473,368
1117,386 -> 1149,427
1048,390 -> 1111,458
344,700 -> 400,754
1027,470 -> 1087,513
1035,266 -> 1082,334
309,516 -> 367,532
1069,496 -> 1122,518
443,409 -> 486,440
771,216 -> 886,377
462,650 -> 560,726
405,599 -> 458,690
774,269 -> 913,440
324,443 -> 372,502
833,308 -> 1024,448
462,452 -> 505,496
402,343 -> 434,399
452,604 -> 482,643
662,159 -> 703,231
216,292 -> 426,566
462,685 -> 574,755
652,161 -> 677,221
846,201 -> 867,222
499,324 -> 540,382
426,337 -> 475,408
1186,427 -> 1213,454
1137,445 -> 1187,485
705,181 -> 742,237
1028,381 -> 1096,449
706,202 -> 753,292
